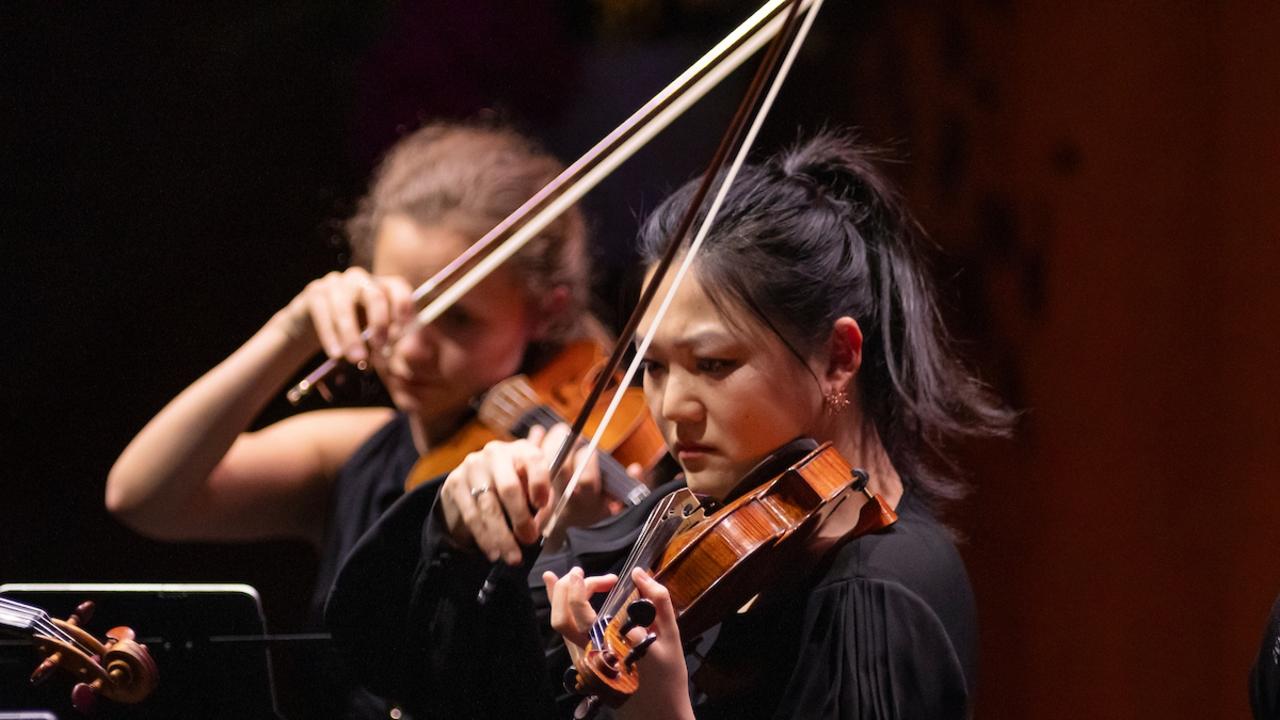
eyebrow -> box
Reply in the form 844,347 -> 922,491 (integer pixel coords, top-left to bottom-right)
633,328 -> 735,355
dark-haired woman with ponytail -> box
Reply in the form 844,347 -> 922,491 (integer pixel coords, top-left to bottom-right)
327,131 -> 1011,719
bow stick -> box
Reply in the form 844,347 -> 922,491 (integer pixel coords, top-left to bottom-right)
287,0 -> 816,405
479,0 -> 826,603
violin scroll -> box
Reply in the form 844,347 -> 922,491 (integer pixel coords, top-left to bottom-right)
24,600 -> 158,714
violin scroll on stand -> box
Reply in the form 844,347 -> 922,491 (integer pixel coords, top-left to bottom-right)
0,597 -> 158,714
562,440 -> 898,714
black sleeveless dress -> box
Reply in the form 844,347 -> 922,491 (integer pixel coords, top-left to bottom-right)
296,413 -> 429,720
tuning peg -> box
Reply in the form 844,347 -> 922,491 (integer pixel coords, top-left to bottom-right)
71,681 -> 100,714
619,598 -> 656,636
30,654 -> 60,685
572,695 -> 601,720
850,468 -> 870,496
70,601 -> 95,626
624,633 -> 657,668
562,665 -> 582,695
104,626 -> 135,646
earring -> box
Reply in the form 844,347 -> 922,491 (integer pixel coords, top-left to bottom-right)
823,388 -> 850,415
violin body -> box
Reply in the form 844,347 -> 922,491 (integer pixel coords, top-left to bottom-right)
404,340 -> 667,499
569,440 -> 898,707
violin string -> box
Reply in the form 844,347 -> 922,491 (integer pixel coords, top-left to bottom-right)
592,513 -> 659,644
597,492 -> 681,620
31,615 -> 93,655
0,598 -> 68,643
522,405 -> 639,501
485,385 -> 534,428
544,0 -> 824,538
0,598 -> 94,655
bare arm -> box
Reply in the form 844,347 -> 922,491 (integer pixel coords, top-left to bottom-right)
106,269 -> 414,546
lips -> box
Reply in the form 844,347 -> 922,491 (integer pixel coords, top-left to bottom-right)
673,441 -> 715,458
390,373 -> 441,389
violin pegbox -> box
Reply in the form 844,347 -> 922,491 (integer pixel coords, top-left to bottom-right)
23,599 -> 158,714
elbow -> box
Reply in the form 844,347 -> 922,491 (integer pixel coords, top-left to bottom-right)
104,467 -> 139,522
104,465 -> 159,534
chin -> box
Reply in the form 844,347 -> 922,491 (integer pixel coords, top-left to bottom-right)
683,470 -> 736,502
387,387 -> 420,411
390,388 -> 444,417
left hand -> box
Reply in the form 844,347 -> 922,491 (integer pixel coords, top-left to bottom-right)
544,566 -> 695,720
526,425 -> 611,540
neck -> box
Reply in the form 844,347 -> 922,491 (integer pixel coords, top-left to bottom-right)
407,407 -> 470,455
825,415 -> 903,510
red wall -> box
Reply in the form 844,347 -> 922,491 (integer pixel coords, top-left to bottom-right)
849,2 -> 1280,717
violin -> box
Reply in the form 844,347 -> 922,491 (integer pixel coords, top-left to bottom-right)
0,597 -> 158,714
403,340 -> 668,506
562,439 -> 898,713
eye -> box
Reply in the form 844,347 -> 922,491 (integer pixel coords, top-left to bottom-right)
440,305 -> 476,329
695,358 -> 736,376
639,358 -> 666,378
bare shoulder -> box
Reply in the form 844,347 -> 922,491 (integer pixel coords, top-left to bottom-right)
254,407 -> 398,477
200,407 -> 399,543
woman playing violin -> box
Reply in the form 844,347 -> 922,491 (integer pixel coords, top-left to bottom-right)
349,131 -> 1012,718
105,121 -> 606,717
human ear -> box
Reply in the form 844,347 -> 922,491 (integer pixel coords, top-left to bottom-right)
823,316 -> 863,391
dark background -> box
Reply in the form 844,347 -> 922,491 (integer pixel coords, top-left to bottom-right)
5,1 -> 1279,718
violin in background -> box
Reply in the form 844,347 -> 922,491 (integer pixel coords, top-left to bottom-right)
404,340 -> 668,505
0,598 -> 157,715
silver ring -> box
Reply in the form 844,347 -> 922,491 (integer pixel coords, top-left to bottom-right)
470,484 -> 491,499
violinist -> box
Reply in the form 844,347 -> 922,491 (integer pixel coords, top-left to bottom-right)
105,121 -> 609,717
327,131 -> 1013,719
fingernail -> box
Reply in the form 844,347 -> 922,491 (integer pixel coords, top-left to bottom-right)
506,550 -> 522,565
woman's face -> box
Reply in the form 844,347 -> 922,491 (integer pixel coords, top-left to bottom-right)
370,214 -> 536,424
638,267 -> 826,500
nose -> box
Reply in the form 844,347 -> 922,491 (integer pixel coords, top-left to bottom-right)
387,323 -> 439,374
658,368 -> 704,426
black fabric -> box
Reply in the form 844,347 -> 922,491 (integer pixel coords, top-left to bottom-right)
328,475 -> 976,719
309,413 -> 418,622
1251,593 -> 1280,719
298,412 -> 416,719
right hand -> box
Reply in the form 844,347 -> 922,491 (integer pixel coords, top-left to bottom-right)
275,267 -> 415,364
439,425 -> 609,565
